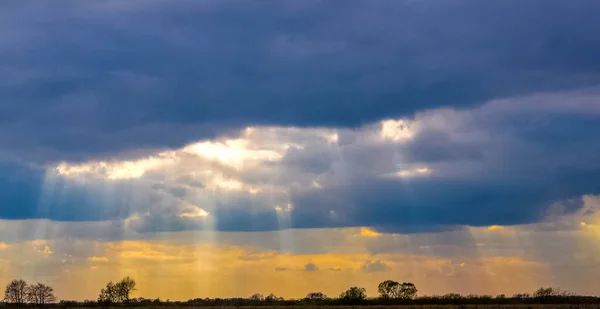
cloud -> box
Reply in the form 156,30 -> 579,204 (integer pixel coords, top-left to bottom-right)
0,0 -> 600,243
360,227 -> 381,237
0,88 -> 599,234
0,238 -> 557,299
1,1 -> 600,161
361,260 -> 390,273
3,197 -> 600,296
275,267 -> 288,272
87,256 -> 109,263
304,263 -> 319,272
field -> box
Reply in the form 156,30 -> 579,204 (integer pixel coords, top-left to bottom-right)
68,306 -> 600,309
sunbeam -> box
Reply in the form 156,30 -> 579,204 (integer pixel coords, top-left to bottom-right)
2,0 -> 600,299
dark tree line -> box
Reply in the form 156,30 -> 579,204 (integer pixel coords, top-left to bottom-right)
4,277 -> 600,307
2,277 -> 135,307
3,279 -> 56,306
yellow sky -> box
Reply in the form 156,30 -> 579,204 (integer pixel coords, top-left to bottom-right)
13,117 -> 598,301
0,225 -> 580,301
3,195 -> 600,301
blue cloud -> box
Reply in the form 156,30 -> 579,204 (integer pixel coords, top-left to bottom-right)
0,164 -> 44,220
1,1 -> 600,235
1,91 -> 600,234
1,1 -> 600,160
0,163 -> 136,221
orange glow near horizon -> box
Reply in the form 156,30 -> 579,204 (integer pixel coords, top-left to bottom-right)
0,233 -> 563,301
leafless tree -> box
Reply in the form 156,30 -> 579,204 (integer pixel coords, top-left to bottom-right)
249,293 -> 264,301
26,283 -> 56,305
3,279 -> 28,306
305,292 -> 327,300
115,276 -> 136,303
98,281 -> 118,304
265,293 -> 283,301
98,277 -> 136,304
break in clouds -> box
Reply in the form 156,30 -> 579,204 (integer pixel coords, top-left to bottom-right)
2,0 -> 600,300
0,88 -> 595,236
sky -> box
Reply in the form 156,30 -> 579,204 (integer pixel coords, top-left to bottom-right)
1,0 -> 600,301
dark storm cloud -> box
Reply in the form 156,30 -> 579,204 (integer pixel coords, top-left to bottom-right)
1,90 -> 599,233
1,0 -> 600,234
286,105 -> 600,232
1,0 -> 600,161
289,176 -> 598,232
0,163 -> 137,221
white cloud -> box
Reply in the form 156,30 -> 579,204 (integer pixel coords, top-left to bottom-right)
52,118 -> 430,197
380,119 -> 415,141
39,89 -> 600,234
178,202 -> 210,218
361,260 -> 390,272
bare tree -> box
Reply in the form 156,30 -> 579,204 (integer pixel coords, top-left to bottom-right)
115,276 -> 136,303
26,283 -> 56,306
98,277 -> 136,304
98,281 -> 118,304
265,293 -> 283,301
249,293 -> 264,301
533,287 -> 572,297
3,279 -> 28,306
534,287 -> 555,297
305,292 -> 327,300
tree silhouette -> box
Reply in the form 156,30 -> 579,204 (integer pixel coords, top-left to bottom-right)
116,276 -> 137,303
3,279 -> 28,306
339,286 -> 366,302
99,277 -> 137,304
442,293 -> 463,300
534,287 -> 555,297
512,293 -> 531,299
98,281 -> 118,304
265,293 -> 283,301
533,287 -> 571,297
26,282 -> 56,305
378,280 -> 399,298
249,293 -> 264,301
305,292 -> 327,300
377,280 -> 417,299
398,282 -> 418,299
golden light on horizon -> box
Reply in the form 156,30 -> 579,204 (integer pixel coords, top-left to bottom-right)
360,227 -> 381,237
0,237 -> 556,300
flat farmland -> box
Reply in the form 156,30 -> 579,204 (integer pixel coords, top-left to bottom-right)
80,306 -> 600,309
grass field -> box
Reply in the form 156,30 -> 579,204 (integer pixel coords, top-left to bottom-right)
68,304 -> 600,309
